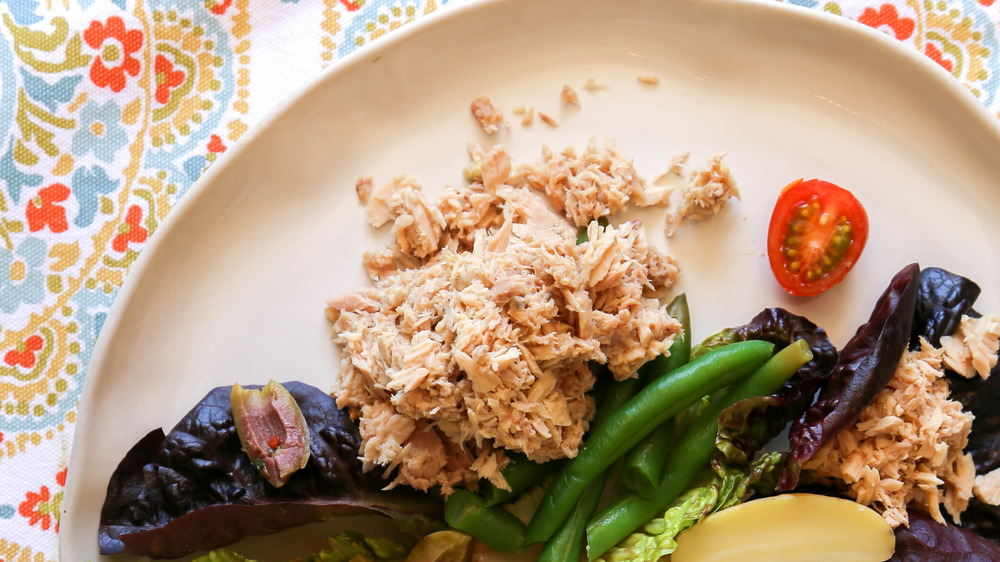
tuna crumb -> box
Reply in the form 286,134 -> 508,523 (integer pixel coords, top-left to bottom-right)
470,96 -> 503,135
583,78 -> 606,91
637,74 -> 660,85
561,85 -> 581,107
803,319 -> 1000,528
355,175 -> 373,205
538,112 -> 558,127
328,143 -> 684,494
652,152 -> 691,185
521,107 -> 534,126
515,139 -> 673,227
664,152 -> 740,236
512,105 -> 526,115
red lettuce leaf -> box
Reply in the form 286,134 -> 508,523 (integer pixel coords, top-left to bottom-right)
910,266 -> 982,349
729,309 -> 838,437
780,263 -> 920,490
99,382 -> 442,559
700,309 -> 837,473
890,511 -> 1000,561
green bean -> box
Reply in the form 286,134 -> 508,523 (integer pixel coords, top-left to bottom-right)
594,377 -> 642,425
535,374 -> 642,561
638,294 -> 691,387
585,339 -> 813,559
524,340 -> 774,544
621,295 -> 692,496
538,467 -> 609,562
482,454 -> 562,506
620,421 -> 674,498
445,489 -> 526,554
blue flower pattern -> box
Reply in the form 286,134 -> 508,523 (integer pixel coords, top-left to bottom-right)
0,237 -> 46,314
71,165 -> 119,228
70,100 -> 129,164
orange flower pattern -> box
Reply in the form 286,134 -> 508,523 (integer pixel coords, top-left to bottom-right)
83,16 -> 144,93
26,183 -> 70,233
112,205 -> 149,253
858,4 -> 914,40
4,335 -> 44,368
154,54 -> 186,105
17,468 -> 67,533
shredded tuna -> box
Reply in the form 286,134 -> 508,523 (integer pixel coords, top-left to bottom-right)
362,175 -> 445,260
521,107 -> 534,126
940,314 -> 1000,379
538,112 -> 558,127
802,332 -> 998,528
561,85 -> 581,107
480,145 -> 511,192
470,96 -> 503,134
664,152 -> 740,236
637,75 -> 659,85
355,175 -> 373,205
514,140 -> 668,227
511,105 -> 534,126
329,145 -> 682,493
974,468 -> 1000,505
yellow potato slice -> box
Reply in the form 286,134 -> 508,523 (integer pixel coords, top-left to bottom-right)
671,493 -> 895,562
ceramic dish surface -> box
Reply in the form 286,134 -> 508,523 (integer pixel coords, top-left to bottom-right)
61,0 -> 1000,559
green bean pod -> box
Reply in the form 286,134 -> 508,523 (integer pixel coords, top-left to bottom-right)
482,454 -> 562,506
620,421 -> 674,498
445,489 -> 526,554
538,467 -> 609,562
621,294 -> 692,496
585,339 -> 813,559
524,340 -> 774,544
535,373 -> 643,561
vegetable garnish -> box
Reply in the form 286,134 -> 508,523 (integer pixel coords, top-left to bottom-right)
585,340 -> 813,559
780,263 -> 920,490
231,380 -> 310,488
98,382 -> 443,559
892,511 -> 1000,561
525,341 -> 775,544
767,178 -> 869,297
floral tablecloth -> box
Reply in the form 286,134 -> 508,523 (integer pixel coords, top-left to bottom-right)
0,0 -> 997,559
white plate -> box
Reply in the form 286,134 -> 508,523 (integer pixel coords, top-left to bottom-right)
62,0 -> 1000,559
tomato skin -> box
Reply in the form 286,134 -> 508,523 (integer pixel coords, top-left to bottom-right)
767,179 -> 869,297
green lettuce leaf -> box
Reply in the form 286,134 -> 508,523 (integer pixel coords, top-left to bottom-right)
193,531 -> 410,562
193,550 -> 258,562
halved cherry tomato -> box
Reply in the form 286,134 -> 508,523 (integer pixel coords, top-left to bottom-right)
767,178 -> 869,297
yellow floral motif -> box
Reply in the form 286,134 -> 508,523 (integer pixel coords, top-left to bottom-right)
0,537 -> 55,562
352,3 -> 435,48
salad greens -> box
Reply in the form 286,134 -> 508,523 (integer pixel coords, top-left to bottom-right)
585,340 -> 813,558
98,265 -> 1000,560
781,263 -> 921,489
910,266 -> 982,348
890,512 -> 1000,561
192,531 -> 411,562
98,382 -> 442,559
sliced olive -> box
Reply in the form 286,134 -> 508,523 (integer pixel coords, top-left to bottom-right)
231,380 -> 311,487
